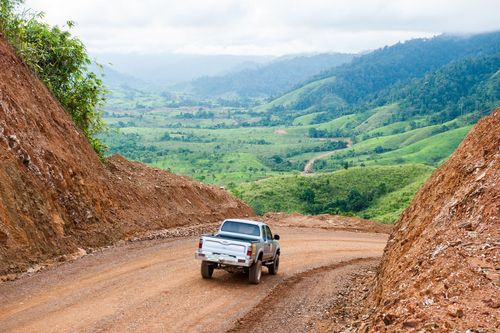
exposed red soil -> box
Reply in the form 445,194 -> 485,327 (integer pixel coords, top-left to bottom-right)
0,35 -> 252,275
311,262 -> 379,332
365,109 -> 500,331
263,212 -> 392,234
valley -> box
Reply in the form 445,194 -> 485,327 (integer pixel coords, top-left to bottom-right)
0,2 -> 498,331
100,31 -> 499,223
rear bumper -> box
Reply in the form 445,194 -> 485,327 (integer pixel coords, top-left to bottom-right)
195,251 -> 253,267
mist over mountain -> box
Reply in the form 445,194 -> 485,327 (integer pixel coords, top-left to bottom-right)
179,53 -> 355,98
93,53 -> 273,88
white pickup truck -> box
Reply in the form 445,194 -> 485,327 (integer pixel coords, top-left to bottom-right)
194,219 -> 280,284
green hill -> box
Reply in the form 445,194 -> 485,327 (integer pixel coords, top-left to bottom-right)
234,165 -> 433,223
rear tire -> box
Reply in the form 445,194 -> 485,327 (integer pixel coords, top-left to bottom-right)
249,260 -> 262,284
268,253 -> 279,275
201,261 -> 214,279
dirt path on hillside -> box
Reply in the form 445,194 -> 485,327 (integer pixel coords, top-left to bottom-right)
302,138 -> 352,174
0,226 -> 387,333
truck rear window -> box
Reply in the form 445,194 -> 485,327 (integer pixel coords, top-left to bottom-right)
221,221 -> 260,236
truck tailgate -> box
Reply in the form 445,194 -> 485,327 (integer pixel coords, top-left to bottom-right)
202,236 -> 249,257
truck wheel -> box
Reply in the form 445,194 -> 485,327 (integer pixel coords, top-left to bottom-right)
268,253 -> 280,275
201,261 -> 214,279
249,260 -> 262,284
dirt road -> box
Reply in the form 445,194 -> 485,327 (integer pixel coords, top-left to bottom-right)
0,226 -> 387,333
302,138 -> 352,174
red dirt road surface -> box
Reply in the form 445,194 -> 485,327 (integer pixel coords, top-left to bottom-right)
0,226 -> 387,333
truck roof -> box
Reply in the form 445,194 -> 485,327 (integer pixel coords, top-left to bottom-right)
223,218 -> 266,227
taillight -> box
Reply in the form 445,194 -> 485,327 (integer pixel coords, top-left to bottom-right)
247,243 -> 256,257
198,239 -> 203,249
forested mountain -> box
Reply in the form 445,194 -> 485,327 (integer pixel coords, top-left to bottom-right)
182,53 -> 355,98
259,32 -> 500,122
371,53 -> 500,124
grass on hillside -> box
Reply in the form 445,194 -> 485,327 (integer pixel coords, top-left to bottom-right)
314,124 -> 471,172
254,77 -> 341,113
358,172 -> 430,223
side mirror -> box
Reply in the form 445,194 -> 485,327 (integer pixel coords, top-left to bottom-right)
273,234 -> 280,240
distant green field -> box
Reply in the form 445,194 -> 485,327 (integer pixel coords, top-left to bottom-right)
102,100 -> 473,189
353,104 -> 400,133
102,105 -> 349,184
314,123 -> 471,172
254,77 -> 338,113
364,126 -> 472,166
102,90 -> 476,222
100,95 -> 476,226
292,112 -> 325,125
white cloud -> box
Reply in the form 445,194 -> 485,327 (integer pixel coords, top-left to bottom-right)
24,0 -> 500,55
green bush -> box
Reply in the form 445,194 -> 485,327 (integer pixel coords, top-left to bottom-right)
0,0 -> 107,157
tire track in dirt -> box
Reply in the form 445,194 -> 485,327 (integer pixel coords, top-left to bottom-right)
228,257 -> 380,333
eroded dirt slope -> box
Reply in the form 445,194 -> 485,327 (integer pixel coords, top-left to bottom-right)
367,109 -> 499,331
263,212 -> 392,234
0,35 -> 252,275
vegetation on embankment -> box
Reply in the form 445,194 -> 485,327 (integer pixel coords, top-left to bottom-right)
233,164 -> 433,223
0,0 -> 107,155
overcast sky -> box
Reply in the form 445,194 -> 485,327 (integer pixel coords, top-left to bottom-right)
25,0 -> 500,56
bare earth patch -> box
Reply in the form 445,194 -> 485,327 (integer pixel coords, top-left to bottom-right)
274,128 -> 288,135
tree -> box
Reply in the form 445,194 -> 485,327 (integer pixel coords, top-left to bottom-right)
160,132 -> 171,141
308,128 -> 319,138
0,0 -> 107,157
271,155 -> 283,164
345,189 -> 369,212
298,187 -> 315,204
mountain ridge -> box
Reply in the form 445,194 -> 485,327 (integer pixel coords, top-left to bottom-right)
178,53 -> 355,98
258,31 -> 500,119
